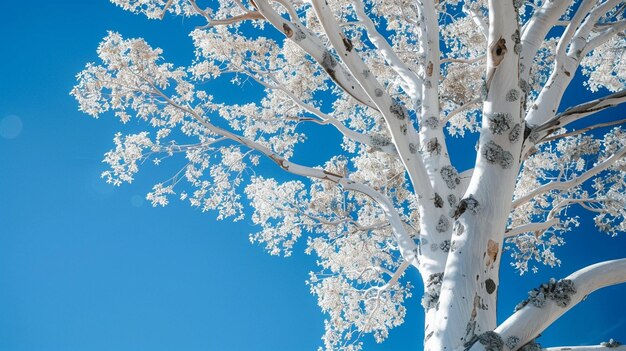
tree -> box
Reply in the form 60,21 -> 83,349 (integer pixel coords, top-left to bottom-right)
71,0 -> 626,350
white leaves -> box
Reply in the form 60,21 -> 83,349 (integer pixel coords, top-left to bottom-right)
102,132 -> 154,186
581,36 -> 626,93
74,2 -> 626,350
509,128 -> 626,273
147,183 -> 175,206
309,271 -> 412,351
245,176 -> 307,256
110,0 -> 196,19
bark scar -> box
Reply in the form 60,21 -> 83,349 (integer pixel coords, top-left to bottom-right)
486,37 -> 507,91
486,239 -> 499,268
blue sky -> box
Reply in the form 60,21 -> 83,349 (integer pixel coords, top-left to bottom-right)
0,1 -> 625,350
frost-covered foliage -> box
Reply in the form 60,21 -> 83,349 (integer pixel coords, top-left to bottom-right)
508,128 -> 626,274
72,0 -> 626,350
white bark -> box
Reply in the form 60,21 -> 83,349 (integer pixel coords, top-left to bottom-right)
543,346 -> 626,351
504,219 -> 560,238
310,0 -> 433,202
520,0 -> 570,83
352,0 -> 422,103
428,0 -> 524,348
469,259 -> 626,351
525,0 -> 623,127
533,90 -> 626,142
79,2 -> 626,350
252,0 -> 378,110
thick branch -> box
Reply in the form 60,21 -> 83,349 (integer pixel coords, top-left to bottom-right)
352,0 -> 422,102
251,0 -> 378,110
470,259 -> 626,351
310,0 -> 433,202
525,0 -> 621,127
527,90 -> 626,148
520,0 -> 571,82
147,82 -> 420,267
543,346 -> 626,351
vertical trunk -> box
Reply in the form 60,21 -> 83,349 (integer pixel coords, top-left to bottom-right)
413,1 -> 462,346
425,1 -> 523,349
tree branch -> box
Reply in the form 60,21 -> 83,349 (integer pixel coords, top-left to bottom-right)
541,118 -> 626,143
532,90 -> 626,142
584,20 -> 626,55
519,0 -> 572,89
543,345 -> 626,351
352,0 -> 422,102
309,0 -> 434,202
469,259 -> 626,351
251,0 -> 379,110
525,0 -> 621,127
148,81 -> 421,268
512,146 -> 626,209
444,98 -> 481,124
245,70 -> 399,155
463,3 -> 488,39
504,218 -> 560,238
203,11 -> 264,27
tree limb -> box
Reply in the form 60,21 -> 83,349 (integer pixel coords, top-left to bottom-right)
352,0 -> 422,102
512,146 -> 626,209
525,0 -> 621,127
504,218 -> 560,238
541,118 -> 626,143
251,0 -> 379,110
148,81 -> 421,268
520,0 -> 571,82
543,345 -> 626,351
469,258 -> 626,351
309,0 -> 434,202
532,90 -> 626,142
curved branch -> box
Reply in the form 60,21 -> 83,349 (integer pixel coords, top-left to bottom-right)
525,0 -> 621,128
543,345 -> 626,351
149,80 -> 421,267
469,259 -> 626,351
531,90 -> 626,144
584,20 -> 626,55
504,218 -> 560,238
352,0 -> 422,102
512,146 -> 626,208
444,98 -> 481,124
251,0 -> 378,110
310,0 -> 433,201
520,0 -> 571,81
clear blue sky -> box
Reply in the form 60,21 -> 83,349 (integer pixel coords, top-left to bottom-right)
0,1 -> 625,350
